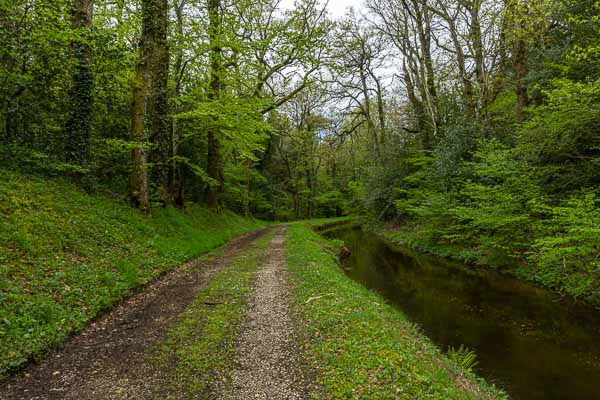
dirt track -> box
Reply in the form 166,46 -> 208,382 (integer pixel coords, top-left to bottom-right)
0,227 -> 272,400
215,227 -> 308,400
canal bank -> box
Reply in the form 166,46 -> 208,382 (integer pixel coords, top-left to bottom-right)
287,223 -> 507,399
325,225 -> 600,400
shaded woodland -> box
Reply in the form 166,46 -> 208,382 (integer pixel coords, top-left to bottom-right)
1,0 -> 599,301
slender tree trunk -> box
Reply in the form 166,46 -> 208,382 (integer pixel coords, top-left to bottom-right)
128,0 -> 152,212
206,0 -> 225,209
129,61 -> 150,211
170,0 -> 187,207
149,0 -> 170,206
514,37 -> 529,121
404,60 -> 425,134
448,17 -> 475,116
413,0 -> 437,145
206,130 -> 224,208
433,1 -> 476,116
468,0 -> 487,110
506,0 -> 529,121
65,0 -> 93,165
373,75 -> 386,144
359,65 -> 380,157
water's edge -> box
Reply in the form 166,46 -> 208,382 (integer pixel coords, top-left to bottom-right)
325,225 -> 600,400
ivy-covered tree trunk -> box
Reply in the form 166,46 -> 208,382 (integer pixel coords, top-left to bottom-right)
513,37 -> 529,121
149,0 -> 170,206
65,0 -> 93,166
505,0 -> 530,121
129,0 -> 152,212
170,0 -> 186,208
206,0 -> 225,210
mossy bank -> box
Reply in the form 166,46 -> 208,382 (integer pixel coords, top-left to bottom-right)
287,223 -> 507,399
0,169 -> 265,376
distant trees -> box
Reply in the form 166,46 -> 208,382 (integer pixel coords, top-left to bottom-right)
1,0 -> 599,242
314,0 -> 600,301
0,0 -> 331,211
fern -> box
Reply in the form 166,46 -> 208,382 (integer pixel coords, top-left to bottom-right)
448,344 -> 479,373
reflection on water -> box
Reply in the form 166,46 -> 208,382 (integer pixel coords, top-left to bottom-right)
327,227 -> 600,400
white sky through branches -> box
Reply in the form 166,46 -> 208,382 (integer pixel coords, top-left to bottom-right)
281,0 -> 365,19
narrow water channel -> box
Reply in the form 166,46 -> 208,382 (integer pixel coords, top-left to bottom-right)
326,226 -> 600,400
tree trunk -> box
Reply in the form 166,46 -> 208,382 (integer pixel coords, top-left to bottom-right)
129,61 -> 150,211
170,0 -> 187,207
514,37 -> 529,121
404,59 -> 429,148
506,0 -> 529,121
206,0 -> 225,209
374,74 -> 386,144
206,130 -> 224,209
468,0 -> 487,110
128,0 -> 152,212
413,0 -> 438,143
149,0 -> 170,206
359,65 -> 380,157
65,0 -> 93,166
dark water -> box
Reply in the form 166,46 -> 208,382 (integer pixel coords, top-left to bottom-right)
326,227 -> 600,400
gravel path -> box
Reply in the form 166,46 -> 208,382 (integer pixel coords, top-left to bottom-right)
0,227 -> 271,400
218,227 -> 308,400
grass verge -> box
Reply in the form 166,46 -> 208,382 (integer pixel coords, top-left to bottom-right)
286,223 -> 507,400
0,169 -> 266,376
150,230 -> 274,396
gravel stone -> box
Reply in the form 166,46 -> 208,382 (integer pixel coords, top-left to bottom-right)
217,227 -> 309,400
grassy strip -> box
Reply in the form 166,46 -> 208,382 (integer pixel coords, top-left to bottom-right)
286,224 -> 507,400
151,230 -> 274,396
302,217 -> 355,230
0,169 -> 266,376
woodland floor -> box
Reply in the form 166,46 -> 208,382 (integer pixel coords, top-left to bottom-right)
0,226 -> 310,400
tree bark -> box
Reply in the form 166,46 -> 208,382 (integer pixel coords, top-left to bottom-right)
432,0 -> 476,116
514,37 -> 529,121
403,60 -> 426,136
506,0 -> 529,121
467,0 -> 487,111
373,74 -> 386,144
128,0 -> 153,212
170,0 -> 187,207
149,0 -> 170,206
206,0 -> 225,210
359,65 -> 380,157
65,0 -> 93,166
129,60 -> 150,212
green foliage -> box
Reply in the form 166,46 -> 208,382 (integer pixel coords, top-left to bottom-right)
0,169 -> 265,376
529,191 -> 600,302
447,345 -> 479,374
519,78 -> 600,192
177,95 -> 270,161
449,140 -> 539,264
